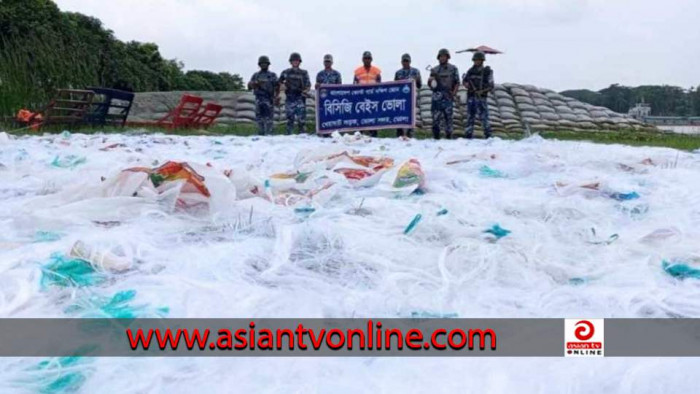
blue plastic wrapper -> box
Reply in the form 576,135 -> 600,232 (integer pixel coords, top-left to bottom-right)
662,260 -> 700,280
484,224 -> 511,239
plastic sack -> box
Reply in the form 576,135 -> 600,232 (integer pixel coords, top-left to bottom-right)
40,253 -> 106,288
377,159 -> 426,196
51,155 -> 86,169
68,241 -> 132,272
662,260 -> 700,280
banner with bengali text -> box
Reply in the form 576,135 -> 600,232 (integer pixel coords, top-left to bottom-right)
315,80 -> 416,134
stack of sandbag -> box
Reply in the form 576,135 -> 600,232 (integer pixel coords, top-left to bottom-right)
128,92 -> 182,123
510,85 -> 546,131
229,92 -> 257,124
418,87 -> 433,129
487,94 -> 506,134
454,90 -> 466,129
495,84 -> 523,134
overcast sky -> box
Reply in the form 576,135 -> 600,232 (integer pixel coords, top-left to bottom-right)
54,0 -> 699,92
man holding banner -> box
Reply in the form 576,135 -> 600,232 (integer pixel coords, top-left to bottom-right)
394,53 -> 422,138
353,51 -> 382,137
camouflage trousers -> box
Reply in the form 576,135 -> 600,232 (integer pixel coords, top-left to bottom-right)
465,97 -> 492,138
431,99 -> 454,139
255,98 -> 275,135
285,98 -> 307,134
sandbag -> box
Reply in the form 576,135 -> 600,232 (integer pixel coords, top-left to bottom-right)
533,98 -> 553,107
499,105 -> 517,114
557,120 -> 576,128
236,110 -> 257,120
518,103 -> 537,112
511,87 -> 529,96
495,90 -> 511,99
236,102 -> 257,112
234,119 -> 256,125
569,102 -> 587,111
497,100 -> 516,109
514,96 -> 535,105
578,122 -> 599,129
555,105 -> 573,114
530,92 -> 549,101
529,123 -> 550,131
238,94 -> 256,105
520,111 -> 541,119
502,118 -> 521,125
559,113 -> 579,122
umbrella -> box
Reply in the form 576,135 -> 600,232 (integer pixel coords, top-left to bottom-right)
456,45 -> 504,55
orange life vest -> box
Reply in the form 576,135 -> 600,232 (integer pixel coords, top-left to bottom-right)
354,65 -> 381,85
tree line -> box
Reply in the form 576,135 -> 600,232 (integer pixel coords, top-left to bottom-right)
561,84 -> 700,117
0,0 -> 244,117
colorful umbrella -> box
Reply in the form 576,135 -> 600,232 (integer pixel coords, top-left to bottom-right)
456,45 -> 504,55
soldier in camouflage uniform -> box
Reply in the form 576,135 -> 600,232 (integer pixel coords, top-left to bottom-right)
247,55 -> 279,135
394,53 -> 422,138
428,48 -> 460,140
315,54 -> 342,89
278,52 -> 312,135
463,51 -> 494,139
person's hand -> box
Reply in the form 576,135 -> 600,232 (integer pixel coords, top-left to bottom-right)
428,77 -> 437,90
274,96 -> 281,106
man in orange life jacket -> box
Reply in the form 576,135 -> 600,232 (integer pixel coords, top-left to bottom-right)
353,51 -> 381,137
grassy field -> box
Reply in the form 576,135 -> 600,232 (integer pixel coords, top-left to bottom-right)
3,122 -> 700,151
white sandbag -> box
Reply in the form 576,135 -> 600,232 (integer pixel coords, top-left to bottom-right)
511,88 -> 529,97
497,100 -> 516,109
518,103 -> 537,112
236,102 -> 257,113
559,113 -> 579,122
590,111 -> 610,119
520,111 -> 541,119
515,96 -> 535,105
237,110 -> 257,120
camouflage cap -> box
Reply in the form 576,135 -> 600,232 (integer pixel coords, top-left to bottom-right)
401,53 -> 411,62
323,54 -> 334,62
362,51 -> 373,59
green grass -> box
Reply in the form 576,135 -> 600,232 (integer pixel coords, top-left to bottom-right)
538,130 -> 700,151
3,122 -> 699,151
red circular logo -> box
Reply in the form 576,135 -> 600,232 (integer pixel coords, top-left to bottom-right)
574,320 -> 595,341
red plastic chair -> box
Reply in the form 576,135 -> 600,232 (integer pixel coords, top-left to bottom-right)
128,94 -> 203,129
158,94 -> 203,129
192,103 -> 223,128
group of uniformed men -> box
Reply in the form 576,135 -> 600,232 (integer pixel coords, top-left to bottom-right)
247,48 -> 494,139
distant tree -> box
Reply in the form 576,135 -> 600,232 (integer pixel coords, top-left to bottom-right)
0,0 -> 247,116
562,84 -> 700,116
